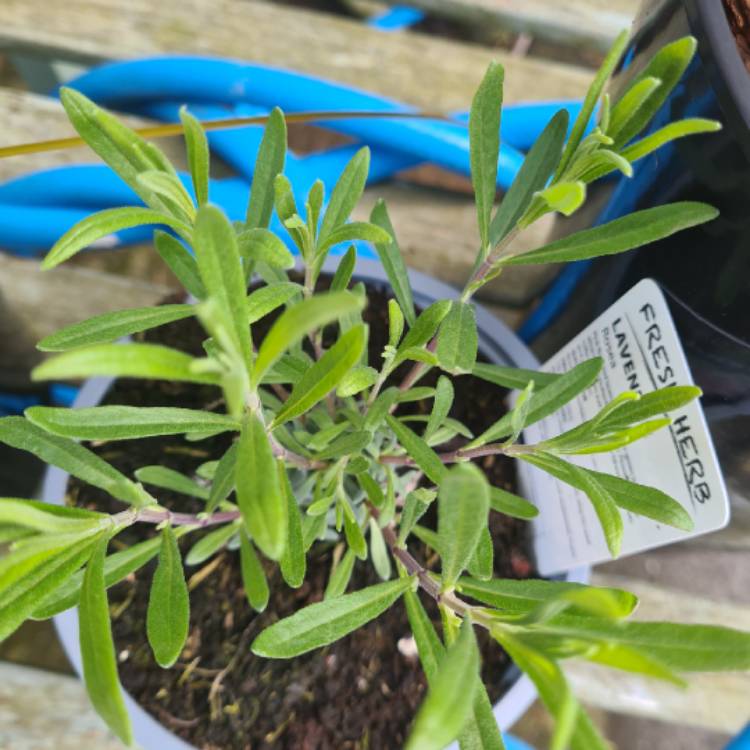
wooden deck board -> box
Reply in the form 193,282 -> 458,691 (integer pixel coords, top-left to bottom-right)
0,0 -> 591,110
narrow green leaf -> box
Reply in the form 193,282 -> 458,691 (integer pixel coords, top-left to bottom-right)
438,464 -> 490,589
279,464 -> 306,588
336,365 -> 378,398
252,577 -> 413,658
193,205 -> 253,368
42,206 -> 188,270
0,498 -> 102,535
324,548 -> 356,599
206,443 -> 238,513
0,417 -> 146,506
404,588 -> 444,681
136,171 -> 195,223
393,300 -> 451,367
597,385 -> 701,431
236,414 -> 287,560
318,221 -> 391,253
79,537 -> 133,746
330,245 -> 357,291
489,486 -> 538,519
26,405 -> 239,441
246,282 -> 302,324
319,147 -> 370,245
470,61 -> 504,252
239,531 -> 269,612
246,107 -> 287,230
621,118 -> 722,163
534,181 -> 586,217
406,617 -> 480,750
37,305 -> 194,352
135,465 -> 209,501
185,522 -> 239,566
31,342 -> 219,385
508,380 -> 534,445
424,376 -> 454,440
490,109 -> 569,247
254,291 -> 364,382
154,231 -> 206,299
272,325 -> 366,426
369,518 -> 391,580
398,489 -> 435,545
237,227 -> 295,269
343,502 -> 367,560
467,526 -> 493,581
180,106 -> 210,206
472,362 -> 558,391
436,302 -> 478,375
606,76 -> 662,144
503,202 -> 718,266
370,199 -> 416,326
386,415 -> 446,485
146,526 -> 190,668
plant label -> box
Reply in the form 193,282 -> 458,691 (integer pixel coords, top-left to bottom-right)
521,278 -> 730,575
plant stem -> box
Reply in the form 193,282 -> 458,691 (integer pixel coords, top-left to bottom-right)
379,441 -> 531,467
115,507 -> 242,529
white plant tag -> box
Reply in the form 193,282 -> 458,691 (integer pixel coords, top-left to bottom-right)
521,278 -> 730,576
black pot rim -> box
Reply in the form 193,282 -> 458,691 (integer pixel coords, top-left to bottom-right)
685,0 -> 750,150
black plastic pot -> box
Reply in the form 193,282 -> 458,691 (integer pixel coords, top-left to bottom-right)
535,0 -> 750,498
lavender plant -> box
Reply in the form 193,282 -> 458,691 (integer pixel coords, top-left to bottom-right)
1,33 -> 748,750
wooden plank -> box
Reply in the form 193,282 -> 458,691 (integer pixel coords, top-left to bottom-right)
0,0 -> 591,110
373,0 -> 639,54
0,662 -> 124,750
562,572 -> 750,733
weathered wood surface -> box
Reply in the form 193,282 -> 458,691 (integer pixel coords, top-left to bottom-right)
373,0 -> 639,53
0,0 -> 591,110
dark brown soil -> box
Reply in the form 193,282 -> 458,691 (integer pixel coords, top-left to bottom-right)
68,279 -> 535,750
724,0 -> 750,72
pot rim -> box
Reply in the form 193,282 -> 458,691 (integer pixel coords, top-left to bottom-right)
42,257 -> 589,749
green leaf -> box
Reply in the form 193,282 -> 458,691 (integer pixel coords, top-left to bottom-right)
369,518 -> 391,580
79,537 -> 133,746
406,617 -> 480,750
388,299 -> 405,347
180,106 -> 210,206
472,362 -> 558,391
370,200 -> 416,326
319,147 -> 370,246
324,548 -> 357,599
393,300 -> 451,368
386,415 -> 446,485
42,206 -> 188,270
185,522 -> 239,566
469,357 -> 602,447
37,304 -> 194,352
237,227 -> 295,270
206,443 -> 238,513
597,385 -> 701,431
606,76 -> 661,145
246,281 -> 302,323
136,171 -> 194,223
438,463 -> 490,589
555,30 -> 629,179
404,588 -> 444,681
586,642 -> 685,686
193,205 -> 253,369
246,107 -> 287,230
254,291 -> 364,383
0,498 -> 102,534
343,502 -> 367,560
336,365 -> 378,398
424,376 -> 454,440
398,489 -> 435,545
523,452 -> 623,556
490,109 -> 569,246
508,380 -> 534,445
33,535 -> 168,620
146,526 -> 190,668
252,576 -> 413,658
0,534 -> 103,642
0,417 -> 147,506
489,486 -> 538,519
272,325 -> 366,426
458,576 -> 636,618
318,221 -> 391,253
467,526 -> 493,581
611,36 -> 697,149
153,231 -> 206,300
236,414 -> 287,560
621,118 -> 722,163
239,531 -> 269,612
26,405 -> 239,441
135,465 -> 209,501
436,302 -> 478,375
469,61 -> 504,253
31,342 -> 219,385
534,181 -> 586,217
279,464 -> 306,588
503,202 -> 718,266
330,245 -> 357,291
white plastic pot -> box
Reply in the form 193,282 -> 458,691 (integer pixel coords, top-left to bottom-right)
42,258 -> 589,749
